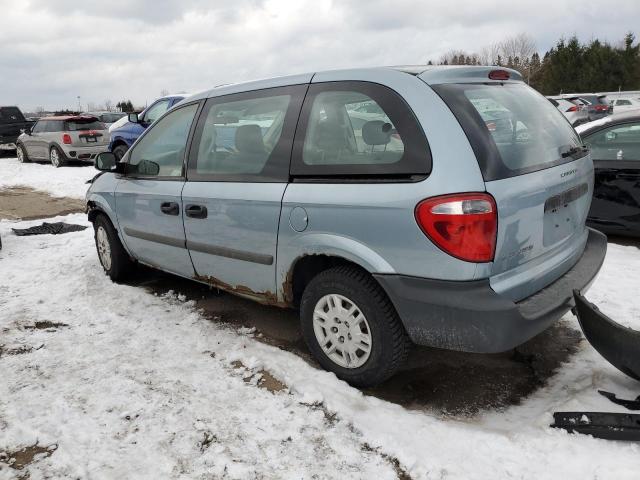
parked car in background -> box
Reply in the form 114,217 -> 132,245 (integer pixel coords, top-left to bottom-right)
547,97 -> 589,126
577,111 -> 640,236
16,115 -> 108,167
0,106 -> 35,153
609,97 -> 640,114
87,66 -> 605,386
108,94 -> 191,160
84,111 -> 127,128
565,94 -> 612,121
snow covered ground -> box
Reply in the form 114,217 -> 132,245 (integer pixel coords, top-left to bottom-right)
0,157 -> 94,199
1,158 -> 640,479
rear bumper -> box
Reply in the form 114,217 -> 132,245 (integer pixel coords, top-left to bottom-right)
374,228 -> 607,353
60,144 -> 108,161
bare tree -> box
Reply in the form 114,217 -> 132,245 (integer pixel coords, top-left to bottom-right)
160,89 -> 169,97
104,99 -> 113,112
499,33 -> 537,63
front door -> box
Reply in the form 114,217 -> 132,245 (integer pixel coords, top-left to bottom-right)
115,102 -> 200,278
585,121 -> 640,234
23,120 -> 46,159
182,85 -> 306,301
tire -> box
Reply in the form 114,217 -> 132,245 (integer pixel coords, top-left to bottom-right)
93,214 -> 134,282
300,265 -> 410,387
16,144 -> 30,163
49,146 -> 66,168
113,144 -> 128,161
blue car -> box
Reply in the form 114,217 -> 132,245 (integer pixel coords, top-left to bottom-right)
108,94 -> 191,160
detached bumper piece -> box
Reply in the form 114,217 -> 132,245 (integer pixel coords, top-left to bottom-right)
551,412 -> 640,441
573,290 -> 640,382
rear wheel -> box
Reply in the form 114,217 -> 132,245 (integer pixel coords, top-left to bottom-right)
49,146 -> 65,168
93,214 -> 134,281
300,265 -> 410,387
113,144 -> 128,161
16,144 -> 30,163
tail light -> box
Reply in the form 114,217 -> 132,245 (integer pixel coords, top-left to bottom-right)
62,134 -> 72,144
415,193 -> 497,263
566,105 -> 579,112
595,104 -> 608,112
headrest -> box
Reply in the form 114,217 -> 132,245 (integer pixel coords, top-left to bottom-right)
362,120 -> 392,146
235,124 -> 265,154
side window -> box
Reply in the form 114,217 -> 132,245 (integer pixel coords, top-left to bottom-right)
291,82 -> 431,177
142,100 -> 171,124
585,123 -> 640,161
128,103 -> 199,177
616,99 -> 632,106
31,121 -> 44,133
49,121 -> 63,132
188,85 -> 306,182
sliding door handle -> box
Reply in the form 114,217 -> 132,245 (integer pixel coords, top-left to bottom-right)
160,202 -> 180,216
185,204 -> 208,219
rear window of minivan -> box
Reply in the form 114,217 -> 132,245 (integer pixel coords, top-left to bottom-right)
433,83 -> 585,181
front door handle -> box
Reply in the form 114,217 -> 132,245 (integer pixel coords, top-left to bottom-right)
160,202 -> 180,216
185,204 -> 208,219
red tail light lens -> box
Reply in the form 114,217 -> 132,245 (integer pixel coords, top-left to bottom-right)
566,105 -> 578,112
595,104 -> 608,112
62,134 -> 72,144
415,193 -> 497,263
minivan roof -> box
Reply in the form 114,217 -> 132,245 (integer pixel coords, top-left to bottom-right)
187,65 -> 523,103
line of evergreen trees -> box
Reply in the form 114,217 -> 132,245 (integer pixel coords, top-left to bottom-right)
429,33 -> 640,95
116,100 -> 135,112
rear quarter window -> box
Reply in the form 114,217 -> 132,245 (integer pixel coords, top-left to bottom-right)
291,81 -> 431,178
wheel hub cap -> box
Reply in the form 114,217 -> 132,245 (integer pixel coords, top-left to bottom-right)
312,294 -> 372,369
96,226 -> 112,270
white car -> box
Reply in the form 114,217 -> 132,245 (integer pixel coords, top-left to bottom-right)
609,97 -> 640,114
547,97 -> 589,127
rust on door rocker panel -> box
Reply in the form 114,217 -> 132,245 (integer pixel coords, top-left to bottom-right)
194,274 -> 291,308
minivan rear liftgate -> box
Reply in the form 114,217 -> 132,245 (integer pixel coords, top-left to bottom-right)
432,79 -> 595,301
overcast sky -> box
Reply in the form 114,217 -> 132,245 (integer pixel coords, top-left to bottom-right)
2,0 -> 639,112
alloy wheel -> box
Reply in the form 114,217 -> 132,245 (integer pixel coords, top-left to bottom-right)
96,226 -> 112,271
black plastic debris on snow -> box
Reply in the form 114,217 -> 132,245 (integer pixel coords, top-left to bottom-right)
551,412 -> 640,441
573,290 -> 640,382
599,390 -> 640,411
12,222 -> 87,236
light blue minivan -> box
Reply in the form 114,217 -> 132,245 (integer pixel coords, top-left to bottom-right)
87,66 -> 607,386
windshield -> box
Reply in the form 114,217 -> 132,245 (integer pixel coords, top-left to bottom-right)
433,83 -> 584,181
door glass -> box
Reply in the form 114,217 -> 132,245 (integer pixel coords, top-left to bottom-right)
194,94 -> 291,175
31,121 -> 44,133
584,123 -> 640,161
128,103 -> 198,177
142,100 -> 171,124
303,92 -> 404,166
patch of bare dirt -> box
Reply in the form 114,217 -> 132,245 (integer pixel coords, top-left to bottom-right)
0,187 -> 84,220
230,360 -> 288,393
0,443 -> 57,470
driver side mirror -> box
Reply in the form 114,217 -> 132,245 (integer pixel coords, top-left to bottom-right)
128,113 -> 139,124
21,127 -> 32,135
95,152 -> 117,171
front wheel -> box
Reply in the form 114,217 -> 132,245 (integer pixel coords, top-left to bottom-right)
50,146 -> 65,167
16,144 -> 30,163
93,215 -> 134,281
300,266 -> 410,387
